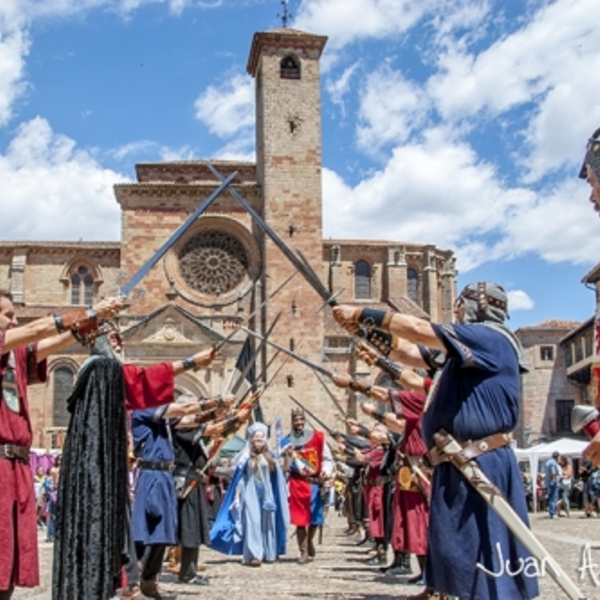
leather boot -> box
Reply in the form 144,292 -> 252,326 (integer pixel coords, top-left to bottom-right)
382,551 -> 412,575
296,527 -> 309,564
366,541 -> 387,565
307,525 -> 317,560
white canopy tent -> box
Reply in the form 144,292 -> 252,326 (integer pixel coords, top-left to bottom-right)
512,437 -> 588,512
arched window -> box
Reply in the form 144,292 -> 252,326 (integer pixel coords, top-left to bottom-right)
53,367 -> 74,427
280,55 -> 300,80
70,265 -> 95,305
407,268 -> 419,303
354,260 -> 371,300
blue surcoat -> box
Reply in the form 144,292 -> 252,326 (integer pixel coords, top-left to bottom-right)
131,406 -> 177,545
422,323 -> 539,600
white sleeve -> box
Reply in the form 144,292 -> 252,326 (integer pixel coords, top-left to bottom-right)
321,441 -> 335,477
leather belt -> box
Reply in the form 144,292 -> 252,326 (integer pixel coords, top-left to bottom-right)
428,432 -> 512,467
290,473 -> 320,484
139,460 -> 175,472
0,443 -> 29,464
366,476 -> 392,486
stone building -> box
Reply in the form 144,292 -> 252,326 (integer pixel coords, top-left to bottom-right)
515,319 -> 583,447
1,27 -> 456,448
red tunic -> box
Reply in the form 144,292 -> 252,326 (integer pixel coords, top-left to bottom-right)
288,430 -> 324,527
363,445 -> 386,538
0,334 -> 47,590
389,389 -> 430,555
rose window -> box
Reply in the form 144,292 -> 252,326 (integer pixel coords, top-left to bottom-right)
177,230 -> 249,296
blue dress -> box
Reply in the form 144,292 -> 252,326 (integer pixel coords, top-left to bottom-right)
131,406 -> 178,545
210,453 -> 289,562
422,323 -> 539,600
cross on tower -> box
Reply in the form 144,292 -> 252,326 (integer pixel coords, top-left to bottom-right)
278,0 -> 291,28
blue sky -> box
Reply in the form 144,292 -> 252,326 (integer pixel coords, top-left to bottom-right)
1,0 -> 600,330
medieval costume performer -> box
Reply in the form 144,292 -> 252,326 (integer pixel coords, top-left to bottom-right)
0,295 -> 122,600
210,422 -> 289,565
52,325 -> 218,600
171,423 -> 211,584
333,282 -> 539,600
0,331 -> 48,597
388,389 -> 430,584
281,408 -> 334,564
130,405 -> 180,597
362,440 -> 389,566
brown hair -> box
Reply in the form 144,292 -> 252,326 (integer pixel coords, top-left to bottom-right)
0,289 -> 13,301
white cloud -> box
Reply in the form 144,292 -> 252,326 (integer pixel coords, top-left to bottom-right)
507,290 -> 534,312
294,0 -> 431,50
0,117 -> 127,241
0,2 -> 30,126
323,126 -> 600,273
426,0 -> 600,181
194,73 -> 255,141
356,65 -> 430,154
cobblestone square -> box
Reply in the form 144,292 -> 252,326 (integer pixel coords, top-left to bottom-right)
13,511 -> 600,599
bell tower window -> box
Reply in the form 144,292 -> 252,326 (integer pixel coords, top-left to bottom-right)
280,55 -> 300,80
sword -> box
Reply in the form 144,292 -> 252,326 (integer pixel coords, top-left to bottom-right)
118,171 -> 237,297
240,326 -> 333,379
229,312 -> 282,396
201,350 -> 293,476
433,429 -> 584,600
313,370 -> 348,419
213,271 -> 297,353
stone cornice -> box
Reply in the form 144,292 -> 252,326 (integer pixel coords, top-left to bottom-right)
134,160 -> 257,184
0,241 -> 119,253
247,29 -> 328,76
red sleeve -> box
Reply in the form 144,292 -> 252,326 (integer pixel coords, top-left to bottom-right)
123,362 -> 175,410
388,389 -> 426,423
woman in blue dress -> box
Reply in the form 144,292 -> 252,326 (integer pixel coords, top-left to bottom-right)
210,422 -> 289,566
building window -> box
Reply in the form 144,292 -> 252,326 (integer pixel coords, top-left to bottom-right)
354,260 -> 371,299
70,265 -> 95,305
540,346 -> 554,361
53,367 -> 74,427
555,399 -> 574,433
286,375 -> 294,388
407,268 -> 419,303
280,55 -> 300,79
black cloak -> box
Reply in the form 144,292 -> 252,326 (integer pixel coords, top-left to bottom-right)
52,357 -> 128,599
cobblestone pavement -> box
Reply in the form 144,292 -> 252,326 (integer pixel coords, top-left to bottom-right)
12,510 -> 600,599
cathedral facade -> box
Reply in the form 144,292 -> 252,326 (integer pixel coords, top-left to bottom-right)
1,28 -> 456,448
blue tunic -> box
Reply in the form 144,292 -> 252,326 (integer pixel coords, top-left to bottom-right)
422,323 -> 539,600
131,406 -> 177,545
210,453 -> 289,562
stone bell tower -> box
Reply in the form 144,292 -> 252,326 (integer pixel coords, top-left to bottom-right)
247,29 -> 328,420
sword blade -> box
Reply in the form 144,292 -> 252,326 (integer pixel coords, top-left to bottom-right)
240,326 -> 333,379
313,370 -> 348,419
213,271 -> 298,352
120,171 -> 237,296
230,311 -> 282,396
435,432 -> 583,600
204,162 -> 332,305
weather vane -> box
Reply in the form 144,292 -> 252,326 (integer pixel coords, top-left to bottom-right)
278,0 -> 291,28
